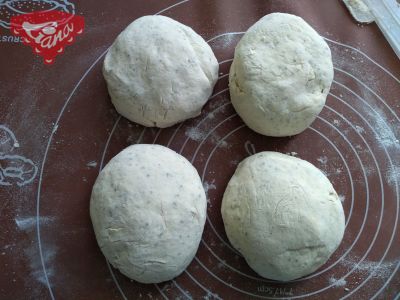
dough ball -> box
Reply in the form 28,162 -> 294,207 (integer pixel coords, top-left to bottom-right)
90,144 -> 207,283
221,152 -> 345,281
229,13 -> 334,136
103,15 -> 219,128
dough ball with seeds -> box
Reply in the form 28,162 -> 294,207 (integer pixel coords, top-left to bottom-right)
229,13 -> 334,136
103,15 -> 219,128
90,144 -> 207,283
221,152 -> 345,281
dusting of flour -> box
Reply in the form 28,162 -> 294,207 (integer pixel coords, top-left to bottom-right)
210,33 -> 240,50
15,216 -> 55,231
329,276 -> 347,287
185,126 -> 230,149
203,180 -> 217,205
340,256 -> 398,280
185,127 -> 207,142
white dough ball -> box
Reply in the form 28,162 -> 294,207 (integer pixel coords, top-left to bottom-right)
221,152 -> 345,281
229,13 -> 334,136
90,144 -> 207,283
103,15 -> 219,128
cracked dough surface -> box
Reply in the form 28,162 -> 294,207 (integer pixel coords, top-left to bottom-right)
90,144 -> 207,283
103,15 -> 219,128
229,13 -> 334,137
221,152 -> 345,281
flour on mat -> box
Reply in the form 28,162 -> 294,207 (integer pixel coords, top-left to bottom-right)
353,82 -> 400,150
203,290 -> 221,300
208,96 -> 229,111
368,107 -> 400,149
329,276 -> 347,287
361,104 -> 400,186
203,180 -> 216,204
185,126 -> 230,148
330,43 -> 379,91
333,119 -> 341,126
207,111 -> 216,119
185,127 -> 207,142
340,256 -> 398,280
355,125 -> 365,134
338,195 -> 346,203
317,156 -> 328,164
15,216 -> 55,231
218,140 -> 229,148
24,242 -> 57,286
386,165 -> 400,186
230,159 -> 239,166
211,33 -> 239,50
86,161 -> 98,168
363,165 -> 375,176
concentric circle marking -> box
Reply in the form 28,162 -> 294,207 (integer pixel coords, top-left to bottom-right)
37,25 -> 400,300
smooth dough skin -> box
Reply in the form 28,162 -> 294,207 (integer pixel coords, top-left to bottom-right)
90,144 -> 207,283
229,13 -> 334,137
103,15 -> 219,128
221,152 -> 345,281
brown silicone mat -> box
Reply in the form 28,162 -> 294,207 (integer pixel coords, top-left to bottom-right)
0,0 -> 399,299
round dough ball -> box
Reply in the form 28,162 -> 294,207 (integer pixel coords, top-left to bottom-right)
90,144 -> 207,283
103,15 -> 219,128
221,152 -> 345,281
229,13 -> 334,137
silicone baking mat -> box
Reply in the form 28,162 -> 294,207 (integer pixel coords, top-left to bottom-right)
0,0 -> 399,299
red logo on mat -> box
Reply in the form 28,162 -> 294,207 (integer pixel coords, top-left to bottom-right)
10,10 -> 84,64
